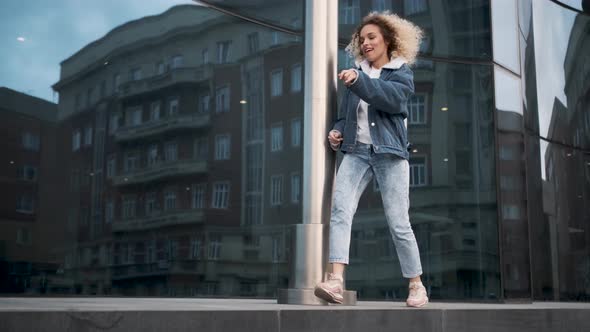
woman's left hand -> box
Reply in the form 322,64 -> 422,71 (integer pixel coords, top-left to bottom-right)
338,69 -> 357,86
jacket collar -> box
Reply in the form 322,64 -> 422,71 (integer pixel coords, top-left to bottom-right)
355,56 -> 407,72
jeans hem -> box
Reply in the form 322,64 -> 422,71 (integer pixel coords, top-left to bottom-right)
402,272 -> 423,279
328,258 -> 349,265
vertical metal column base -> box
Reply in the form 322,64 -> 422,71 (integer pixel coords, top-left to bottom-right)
277,288 -> 357,305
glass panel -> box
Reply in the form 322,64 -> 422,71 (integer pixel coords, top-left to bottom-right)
201,0 -> 304,31
491,0 -> 520,73
339,0 -> 492,61
526,138 -> 590,301
532,0 -> 590,149
554,0 -> 588,12
0,2 -> 303,297
336,56 -> 500,300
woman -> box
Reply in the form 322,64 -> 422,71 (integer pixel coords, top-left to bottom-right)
313,11 -> 428,308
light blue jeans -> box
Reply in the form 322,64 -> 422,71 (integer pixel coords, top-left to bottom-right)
329,143 -> 423,278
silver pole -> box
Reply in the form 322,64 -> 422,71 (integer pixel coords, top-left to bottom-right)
277,0 -> 356,305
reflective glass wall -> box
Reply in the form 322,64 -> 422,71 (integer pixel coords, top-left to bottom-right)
523,0 -> 590,301
337,0 -> 500,300
0,0 -> 304,297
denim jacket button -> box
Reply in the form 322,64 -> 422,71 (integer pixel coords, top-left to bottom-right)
371,122 -> 375,126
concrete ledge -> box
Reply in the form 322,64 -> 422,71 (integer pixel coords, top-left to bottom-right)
1,298 -> 589,332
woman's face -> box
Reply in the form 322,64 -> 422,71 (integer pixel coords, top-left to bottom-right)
359,24 -> 389,65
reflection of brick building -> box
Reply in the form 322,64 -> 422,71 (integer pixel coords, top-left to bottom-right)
334,0 -> 498,300
50,5 -> 303,296
0,87 -> 59,293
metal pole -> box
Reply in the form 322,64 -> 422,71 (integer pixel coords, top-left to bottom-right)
277,0 -> 355,305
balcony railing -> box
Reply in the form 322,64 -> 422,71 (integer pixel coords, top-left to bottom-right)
113,159 -> 207,186
115,113 -> 210,142
118,65 -> 213,98
112,209 -> 205,232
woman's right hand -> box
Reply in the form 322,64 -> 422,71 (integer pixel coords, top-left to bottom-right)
328,130 -> 343,151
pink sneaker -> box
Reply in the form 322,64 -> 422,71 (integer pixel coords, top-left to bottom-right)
314,273 -> 344,304
406,281 -> 428,307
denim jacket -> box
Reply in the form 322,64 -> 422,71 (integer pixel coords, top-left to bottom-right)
332,57 -> 414,160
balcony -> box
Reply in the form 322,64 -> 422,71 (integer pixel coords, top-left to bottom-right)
115,113 -> 210,142
113,159 -> 207,186
112,209 -> 205,233
118,65 -> 213,98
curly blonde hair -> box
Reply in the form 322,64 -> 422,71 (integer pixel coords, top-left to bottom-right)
345,11 -> 423,65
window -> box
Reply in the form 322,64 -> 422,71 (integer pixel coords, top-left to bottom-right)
100,80 -> 106,98
410,156 -> 427,187
145,192 -> 157,216
164,190 -> 177,211
194,137 -> 209,160
272,237 -> 281,263
84,127 -> 93,146
372,0 -> 391,11
126,107 -> 142,126
130,68 -> 142,81
107,156 -> 116,178
168,98 -> 179,116
150,102 -> 160,121
147,240 -> 156,263
16,194 -> 34,213
215,134 -> 230,160
404,0 -> 428,15
75,93 -> 82,111
271,31 -> 280,45
105,200 -> 114,223
291,118 -> 301,147
114,74 -> 121,93
271,124 -> 283,152
171,55 -> 183,69
291,64 -> 302,92
408,94 -> 426,124
18,165 -> 37,181
16,228 -> 32,245
248,32 -> 259,54
124,153 -> 138,172
192,183 -> 206,209
499,146 -> 516,160
109,113 -> 120,134
86,87 -> 93,107
122,196 -> 136,219
72,130 -> 81,151
212,182 -> 230,209
271,69 -> 283,97
208,235 -> 221,260
191,238 -> 202,259
291,173 -> 301,204
340,0 -> 360,24
202,48 -> 209,64
199,95 -> 210,113
147,145 -> 158,166
502,205 -> 521,220
164,142 -> 178,162
156,61 -> 165,75
215,85 -> 230,113
271,175 -> 283,206
22,132 -> 40,151
217,41 -> 231,64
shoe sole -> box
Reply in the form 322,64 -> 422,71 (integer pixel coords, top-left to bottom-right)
314,286 -> 344,304
406,298 -> 429,308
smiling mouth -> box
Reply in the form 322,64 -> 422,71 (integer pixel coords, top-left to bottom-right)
364,49 -> 373,54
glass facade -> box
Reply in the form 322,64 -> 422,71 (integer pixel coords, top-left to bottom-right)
0,0 -> 588,302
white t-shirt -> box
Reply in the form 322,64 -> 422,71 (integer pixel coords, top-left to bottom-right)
356,66 -> 382,144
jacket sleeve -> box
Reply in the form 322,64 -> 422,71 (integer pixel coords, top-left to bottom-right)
348,65 -> 414,118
